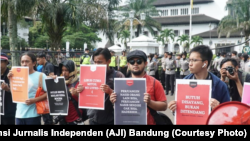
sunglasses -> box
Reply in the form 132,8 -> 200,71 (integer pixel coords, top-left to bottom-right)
129,59 -> 143,65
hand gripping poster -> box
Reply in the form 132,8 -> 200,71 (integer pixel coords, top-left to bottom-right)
45,77 -> 69,115
79,65 -> 106,110
175,79 -> 212,125
242,82 -> 250,106
114,78 -> 147,125
9,67 -> 29,103
0,80 -> 5,116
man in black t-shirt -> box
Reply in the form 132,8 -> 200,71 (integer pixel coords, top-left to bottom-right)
37,53 -> 55,125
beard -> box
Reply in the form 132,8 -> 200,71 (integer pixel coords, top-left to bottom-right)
131,69 -> 144,76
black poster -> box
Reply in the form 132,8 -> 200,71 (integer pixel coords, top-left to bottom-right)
0,80 -> 5,116
45,77 -> 68,115
114,78 -> 147,125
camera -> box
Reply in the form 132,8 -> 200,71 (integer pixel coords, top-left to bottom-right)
54,115 -> 66,125
225,66 -> 234,75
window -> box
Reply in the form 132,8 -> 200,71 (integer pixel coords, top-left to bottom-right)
143,31 -> 148,36
174,30 -> 179,36
181,8 -> 189,15
171,9 -> 178,16
192,7 -> 199,14
184,30 -> 189,35
23,33 -> 28,36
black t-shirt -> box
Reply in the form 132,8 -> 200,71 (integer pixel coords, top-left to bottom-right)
1,68 -> 16,117
42,62 -> 54,76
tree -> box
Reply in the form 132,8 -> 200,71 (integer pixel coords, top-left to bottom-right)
117,30 -> 130,50
190,36 -> 203,47
177,34 -> 189,52
1,0 -> 37,66
160,29 -> 175,45
116,0 -> 161,37
218,0 -> 250,46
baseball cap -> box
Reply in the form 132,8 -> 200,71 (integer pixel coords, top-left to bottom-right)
1,53 -> 9,64
127,50 -> 147,62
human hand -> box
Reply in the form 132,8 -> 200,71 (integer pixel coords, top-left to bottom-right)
7,70 -> 13,79
168,100 -> 176,112
226,70 -> 239,82
144,93 -> 151,104
70,87 -> 78,96
210,98 -> 220,110
76,84 -> 84,93
1,82 -> 10,92
100,84 -> 113,95
110,93 -> 117,104
25,98 -> 36,105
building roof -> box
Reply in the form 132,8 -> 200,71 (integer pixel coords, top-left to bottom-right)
153,0 -> 214,7
193,27 -> 244,38
153,14 -> 220,25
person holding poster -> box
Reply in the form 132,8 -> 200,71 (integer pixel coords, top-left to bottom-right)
220,58 -> 250,101
52,60 -> 87,125
1,53 -> 16,125
168,45 -> 230,116
77,48 -> 125,125
7,52 -> 48,125
110,50 -> 168,125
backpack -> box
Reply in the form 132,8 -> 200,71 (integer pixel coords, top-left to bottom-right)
147,78 -> 173,125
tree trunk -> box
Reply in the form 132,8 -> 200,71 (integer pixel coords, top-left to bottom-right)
8,1 -> 19,66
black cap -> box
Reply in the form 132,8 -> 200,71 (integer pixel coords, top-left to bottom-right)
1,53 -> 9,64
85,48 -> 89,51
127,50 -> 147,62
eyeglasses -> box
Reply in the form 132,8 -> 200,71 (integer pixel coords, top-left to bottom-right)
188,59 -> 204,63
129,59 -> 143,65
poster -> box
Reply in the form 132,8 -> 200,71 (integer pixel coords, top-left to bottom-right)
9,67 -> 29,103
0,80 -> 5,115
45,77 -> 69,115
175,79 -> 212,125
79,65 -> 106,109
242,82 -> 250,106
114,78 -> 147,125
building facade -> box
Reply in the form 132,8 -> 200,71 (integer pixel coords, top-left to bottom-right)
96,0 -> 244,55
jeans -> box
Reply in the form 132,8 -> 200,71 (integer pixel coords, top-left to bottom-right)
16,116 -> 41,125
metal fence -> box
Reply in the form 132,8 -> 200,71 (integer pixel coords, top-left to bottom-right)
1,50 -> 94,67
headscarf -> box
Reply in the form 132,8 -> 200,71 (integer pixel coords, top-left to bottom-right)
59,60 -> 79,85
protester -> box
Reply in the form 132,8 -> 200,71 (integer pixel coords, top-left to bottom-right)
220,58 -> 250,101
153,54 -> 160,80
37,52 -> 55,125
168,45 -> 230,113
163,52 -> 176,96
50,60 -> 87,125
147,54 -> 157,78
80,48 -> 91,65
110,50 -> 167,125
78,48 -> 124,125
7,52 -> 47,125
1,53 -> 16,125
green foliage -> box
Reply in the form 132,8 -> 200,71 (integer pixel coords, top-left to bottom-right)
1,36 -> 28,50
29,22 -> 47,47
34,35 -> 49,48
61,24 -> 102,50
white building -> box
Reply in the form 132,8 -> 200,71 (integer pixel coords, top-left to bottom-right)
96,0 -> 244,55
